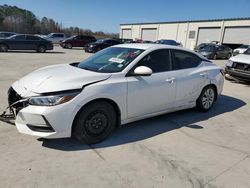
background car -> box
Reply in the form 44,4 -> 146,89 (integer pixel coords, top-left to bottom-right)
60,35 -> 96,49
197,44 -> 232,59
154,39 -> 182,46
85,38 -> 122,53
225,48 -> 250,81
43,33 -> 67,44
0,31 -> 17,39
0,34 -> 53,53
233,44 -> 250,56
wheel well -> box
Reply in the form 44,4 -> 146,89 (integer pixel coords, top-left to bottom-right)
0,43 -> 9,49
71,98 -> 121,135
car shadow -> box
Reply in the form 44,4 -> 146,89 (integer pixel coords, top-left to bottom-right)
40,95 -> 246,151
4,51 -> 65,54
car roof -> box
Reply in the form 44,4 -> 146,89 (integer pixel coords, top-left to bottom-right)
114,43 -> 207,59
115,43 -> 181,50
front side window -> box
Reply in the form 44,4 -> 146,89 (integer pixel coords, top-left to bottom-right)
135,49 -> 172,73
78,47 -> 144,73
13,35 -> 26,40
172,50 -> 201,70
26,36 -> 40,40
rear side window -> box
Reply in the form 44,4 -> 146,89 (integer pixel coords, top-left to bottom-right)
136,49 -> 172,73
172,50 -> 201,70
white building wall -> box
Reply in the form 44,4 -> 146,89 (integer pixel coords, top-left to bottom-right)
120,19 -> 250,50
158,24 -> 178,40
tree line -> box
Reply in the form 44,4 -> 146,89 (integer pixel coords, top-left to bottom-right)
0,4 -> 118,38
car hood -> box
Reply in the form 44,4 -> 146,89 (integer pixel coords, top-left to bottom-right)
12,64 -> 111,97
230,54 -> 250,64
233,48 -> 247,53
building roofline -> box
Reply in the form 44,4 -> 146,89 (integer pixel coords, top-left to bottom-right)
120,17 -> 250,26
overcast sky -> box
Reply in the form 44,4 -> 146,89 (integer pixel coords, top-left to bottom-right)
1,0 -> 250,33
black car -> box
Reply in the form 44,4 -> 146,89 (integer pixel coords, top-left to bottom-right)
197,44 -> 232,60
60,35 -> 96,49
154,39 -> 181,46
85,38 -> 122,53
0,34 -> 53,53
0,31 -> 17,39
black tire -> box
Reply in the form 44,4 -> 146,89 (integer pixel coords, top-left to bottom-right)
226,53 -> 231,59
66,43 -> 72,49
37,45 -> 46,53
196,86 -> 216,112
73,101 -> 116,144
213,54 -> 217,60
0,44 -> 8,52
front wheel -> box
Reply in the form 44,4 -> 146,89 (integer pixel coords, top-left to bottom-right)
37,45 -> 46,53
73,101 -> 116,144
213,54 -> 217,60
0,44 -> 8,52
66,43 -> 72,49
196,86 -> 216,112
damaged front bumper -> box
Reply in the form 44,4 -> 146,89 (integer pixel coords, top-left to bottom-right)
1,87 -> 77,138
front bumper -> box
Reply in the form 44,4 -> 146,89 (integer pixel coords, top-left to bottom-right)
225,66 -> 250,81
200,53 -> 215,59
7,87 -> 81,138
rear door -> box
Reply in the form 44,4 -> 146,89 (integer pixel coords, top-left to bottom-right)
127,49 -> 177,118
26,35 -> 41,50
171,50 -> 207,107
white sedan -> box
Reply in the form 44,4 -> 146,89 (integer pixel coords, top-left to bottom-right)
7,44 -> 224,143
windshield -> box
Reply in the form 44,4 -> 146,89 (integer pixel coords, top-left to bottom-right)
239,45 -> 250,49
78,47 -> 144,73
95,39 -> 106,43
244,48 -> 250,55
202,45 -> 218,52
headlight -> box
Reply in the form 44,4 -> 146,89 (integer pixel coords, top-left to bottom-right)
28,91 -> 80,106
226,60 -> 234,67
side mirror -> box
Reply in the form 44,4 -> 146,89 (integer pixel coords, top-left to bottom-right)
133,66 -> 152,76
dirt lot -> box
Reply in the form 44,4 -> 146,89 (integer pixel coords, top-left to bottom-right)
0,46 -> 249,188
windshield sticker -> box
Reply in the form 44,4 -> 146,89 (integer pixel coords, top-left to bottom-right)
108,57 -> 125,64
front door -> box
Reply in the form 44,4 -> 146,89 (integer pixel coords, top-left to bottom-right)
127,49 -> 176,118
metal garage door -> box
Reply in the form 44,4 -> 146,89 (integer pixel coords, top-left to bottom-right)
223,27 -> 250,44
197,28 -> 221,45
122,29 -> 132,39
141,28 -> 157,41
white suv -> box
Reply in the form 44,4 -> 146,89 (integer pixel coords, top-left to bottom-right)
8,44 -> 224,143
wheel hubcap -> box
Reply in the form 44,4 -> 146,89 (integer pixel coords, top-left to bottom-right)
202,88 -> 215,109
85,111 -> 108,136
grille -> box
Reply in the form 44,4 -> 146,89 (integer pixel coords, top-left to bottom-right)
234,62 -> 250,72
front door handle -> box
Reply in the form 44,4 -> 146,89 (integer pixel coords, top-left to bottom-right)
200,72 -> 207,77
165,77 -> 175,83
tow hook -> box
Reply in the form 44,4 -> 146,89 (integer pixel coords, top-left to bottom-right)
0,107 -> 15,125
0,98 -> 28,125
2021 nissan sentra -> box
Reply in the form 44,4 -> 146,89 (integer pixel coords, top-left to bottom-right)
7,44 -> 224,143
0,34 -> 53,53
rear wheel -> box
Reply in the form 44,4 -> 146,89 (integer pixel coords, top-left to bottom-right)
226,53 -> 231,59
196,86 -> 216,112
0,44 -> 8,52
37,45 -> 46,53
73,101 -> 116,144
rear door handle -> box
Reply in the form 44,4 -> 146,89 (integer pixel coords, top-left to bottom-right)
165,77 -> 175,83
